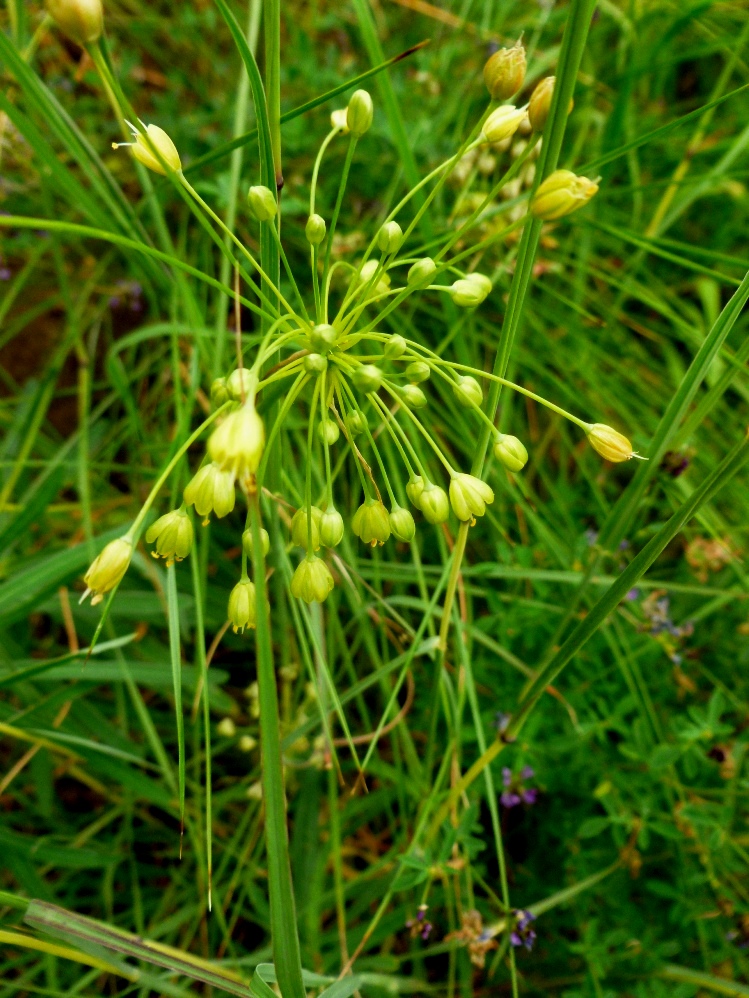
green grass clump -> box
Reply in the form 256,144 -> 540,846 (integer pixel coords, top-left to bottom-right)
2,1 -> 749,996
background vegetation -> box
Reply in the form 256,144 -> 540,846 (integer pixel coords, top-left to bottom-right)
2,0 -> 749,995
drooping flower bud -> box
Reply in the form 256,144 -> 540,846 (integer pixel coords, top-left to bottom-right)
405,361 -> 430,383
247,185 -> 277,222
227,368 -> 254,401
211,378 -> 229,408
530,170 -> 599,221
450,273 -> 492,308
228,577 -> 257,633
483,42 -> 526,100
291,506 -> 323,550
346,89 -> 374,137
356,259 -> 391,296
81,536 -> 132,605
481,105 -> 525,145
384,334 -> 408,359
242,527 -> 270,559
319,508 -> 345,548
208,402 -> 265,486
406,475 -> 424,508
291,555 -> 335,603
331,109 -> 349,133
309,323 -> 337,354
449,473 -> 494,522
184,463 -> 236,523
217,717 -> 237,738
586,423 -> 635,462
389,505 -> 416,543
353,364 -> 382,393
318,418 -> 340,445
529,76 -> 554,132
419,482 -> 450,524
47,0 -> 103,45
494,433 -> 528,471
454,375 -> 483,408
345,410 -> 368,436
407,257 -> 437,288
115,122 -> 181,175
352,499 -> 391,546
304,352 -> 328,373
377,221 -> 404,255
400,384 -> 427,409
306,213 -> 327,245
146,508 -> 194,565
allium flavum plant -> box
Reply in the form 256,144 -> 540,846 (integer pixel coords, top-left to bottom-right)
77,46 -> 628,624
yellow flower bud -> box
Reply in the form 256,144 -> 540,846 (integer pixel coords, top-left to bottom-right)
208,402 -> 265,487
226,368 -> 254,401
47,0 -> 102,43
356,259 -> 391,296
318,418 -> 340,445
586,424 -> 635,463
291,506 -> 323,550
493,433 -> 528,472
217,717 -> 237,738
405,361 -> 430,383
481,105 -> 525,145
400,384 -> 427,409
528,76 -> 573,133
145,509 -> 194,565
449,473 -> 494,521
247,185 -> 277,222
319,508 -> 345,548
483,42 -> 526,101
211,378 -> 229,408
239,735 -> 257,752
116,122 -> 181,175
530,169 -> 599,221
347,89 -> 374,137
377,221 -> 404,255
82,537 -> 132,605
183,463 -> 236,523
384,334 -> 408,359
406,475 -> 424,508
353,364 -> 382,393
308,323 -> 337,354
304,353 -> 328,373
419,482 -> 449,524
306,213 -> 327,245
228,577 -> 257,633
451,273 -> 492,308
352,499 -> 391,546
345,410 -> 368,436
389,505 -> 415,543
290,555 -> 335,603
454,375 -> 483,408
331,109 -> 349,133
242,527 -> 270,559
407,258 -> 437,288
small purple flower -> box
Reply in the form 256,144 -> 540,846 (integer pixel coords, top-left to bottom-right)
421,922 -> 432,940
502,767 -> 513,787
0,267 -> 10,281
625,588 -> 640,601
501,791 -> 522,808
500,766 -> 538,808
511,910 -> 537,951
618,539 -> 630,551
521,788 -> 537,805
521,765 -> 534,780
